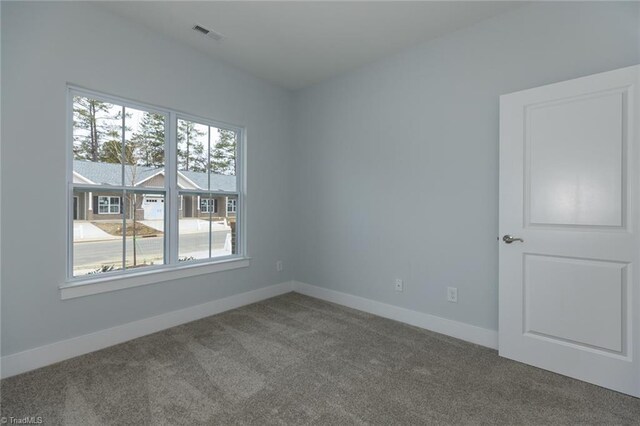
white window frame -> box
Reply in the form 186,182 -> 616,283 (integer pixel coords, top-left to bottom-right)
97,196 -> 121,214
227,198 -> 237,214
63,86 -> 248,299
200,198 -> 217,213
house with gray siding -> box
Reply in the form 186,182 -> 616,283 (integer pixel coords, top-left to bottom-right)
73,160 -> 237,221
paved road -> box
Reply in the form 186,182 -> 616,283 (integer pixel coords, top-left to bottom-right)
74,230 -> 230,270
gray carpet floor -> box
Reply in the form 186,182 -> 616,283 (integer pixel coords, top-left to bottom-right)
1,292 -> 639,425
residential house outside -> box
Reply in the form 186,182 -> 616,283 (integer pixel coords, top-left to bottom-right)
73,160 -> 237,222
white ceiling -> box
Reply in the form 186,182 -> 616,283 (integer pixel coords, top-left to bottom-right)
97,1 -> 524,90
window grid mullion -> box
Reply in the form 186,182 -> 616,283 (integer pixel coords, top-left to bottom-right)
121,107 -> 127,272
208,127 -> 212,258
166,111 -> 179,266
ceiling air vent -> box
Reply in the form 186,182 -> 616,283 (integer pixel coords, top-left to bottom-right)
192,24 -> 224,41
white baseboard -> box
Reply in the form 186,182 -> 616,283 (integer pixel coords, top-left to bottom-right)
1,280 -> 295,379
292,281 -> 498,350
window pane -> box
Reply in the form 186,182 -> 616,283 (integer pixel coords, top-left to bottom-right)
177,119 -> 209,191
124,191 -> 165,270
178,192 -> 235,261
177,119 -> 238,193
209,127 -> 237,192
72,97 -> 166,190
124,107 -> 165,188
178,193 -> 211,261
73,188 -> 124,277
72,96 -> 124,187
222,195 -> 238,256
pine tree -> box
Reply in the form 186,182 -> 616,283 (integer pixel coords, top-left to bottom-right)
101,138 -> 135,165
210,128 -> 236,175
98,108 -> 133,164
177,120 -> 206,172
131,112 -> 165,167
72,96 -> 115,161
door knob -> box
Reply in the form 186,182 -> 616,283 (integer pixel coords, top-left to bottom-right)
503,235 -> 524,244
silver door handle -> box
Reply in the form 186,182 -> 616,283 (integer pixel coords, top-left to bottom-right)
503,235 -> 524,244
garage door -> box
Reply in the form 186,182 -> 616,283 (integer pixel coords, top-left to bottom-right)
142,196 -> 164,220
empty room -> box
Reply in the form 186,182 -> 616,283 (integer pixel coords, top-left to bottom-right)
1,1 -> 640,424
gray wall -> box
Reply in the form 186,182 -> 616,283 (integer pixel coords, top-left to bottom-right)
2,1 -> 639,358
1,2 -> 294,356
292,2 -> 640,331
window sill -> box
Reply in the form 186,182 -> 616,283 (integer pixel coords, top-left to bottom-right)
60,257 -> 251,300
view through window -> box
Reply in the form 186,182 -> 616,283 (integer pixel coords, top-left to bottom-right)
70,90 -> 241,279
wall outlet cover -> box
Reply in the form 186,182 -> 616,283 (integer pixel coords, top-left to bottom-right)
447,286 -> 458,303
394,278 -> 403,292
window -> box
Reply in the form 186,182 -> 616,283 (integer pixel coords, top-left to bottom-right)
98,196 -> 121,214
227,198 -> 237,214
200,198 -> 217,213
177,117 -> 239,262
69,87 -> 244,282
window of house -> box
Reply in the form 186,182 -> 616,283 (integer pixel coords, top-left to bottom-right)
200,198 -> 217,213
227,198 -> 237,214
98,196 -> 121,214
68,87 -> 244,285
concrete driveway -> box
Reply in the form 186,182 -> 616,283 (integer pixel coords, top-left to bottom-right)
73,221 -> 119,242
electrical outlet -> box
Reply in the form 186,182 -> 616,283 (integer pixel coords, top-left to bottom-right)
276,260 -> 283,272
394,278 -> 403,292
447,287 -> 458,303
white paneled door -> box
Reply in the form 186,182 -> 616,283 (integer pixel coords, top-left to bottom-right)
499,65 -> 640,397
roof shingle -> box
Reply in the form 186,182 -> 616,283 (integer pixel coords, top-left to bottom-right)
73,160 -> 235,191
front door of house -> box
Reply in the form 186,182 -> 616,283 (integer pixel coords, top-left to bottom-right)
184,195 -> 193,218
499,65 -> 640,397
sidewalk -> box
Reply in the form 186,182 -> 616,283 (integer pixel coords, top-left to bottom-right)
141,219 -> 230,234
73,219 -> 231,243
73,222 -> 120,243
